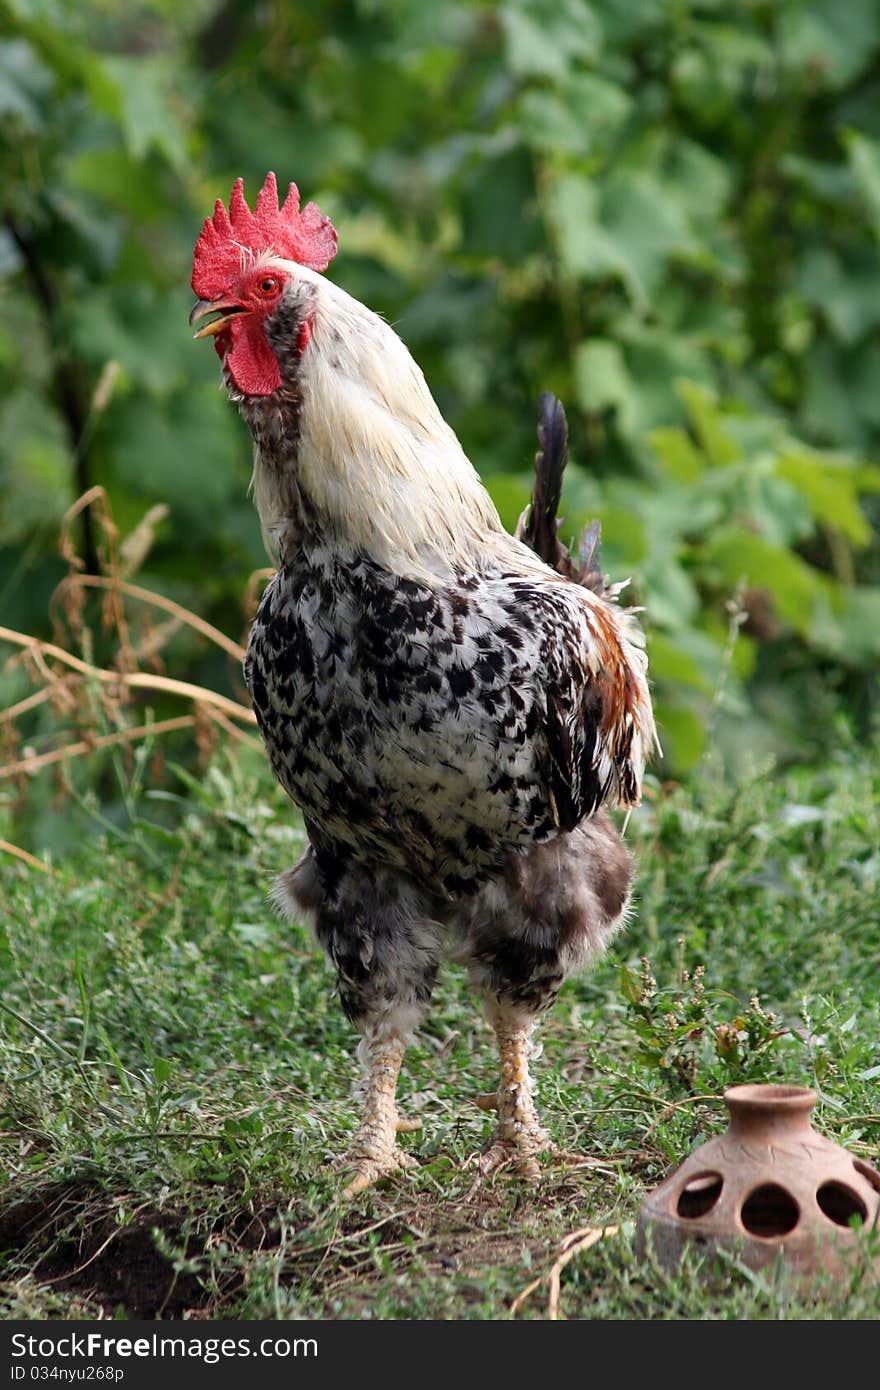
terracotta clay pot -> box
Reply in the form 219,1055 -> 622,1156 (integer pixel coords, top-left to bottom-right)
637,1083 -> 880,1282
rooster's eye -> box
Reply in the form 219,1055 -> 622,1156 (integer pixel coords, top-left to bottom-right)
258,277 -> 279,295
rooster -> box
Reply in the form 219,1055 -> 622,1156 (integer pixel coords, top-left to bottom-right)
189,174 -> 657,1192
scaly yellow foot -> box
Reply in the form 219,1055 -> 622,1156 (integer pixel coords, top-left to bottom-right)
340,1034 -> 417,1197
342,1145 -> 418,1196
477,1022 -> 552,1181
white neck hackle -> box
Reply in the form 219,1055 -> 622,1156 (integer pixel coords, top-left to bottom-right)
248,260 -> 522,579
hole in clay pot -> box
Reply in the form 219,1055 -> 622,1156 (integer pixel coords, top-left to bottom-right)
740,1184 -> 799,1238
816,1181 -> 868,1228
853,1159 -> 880,1197
677,1172 -> 723,1219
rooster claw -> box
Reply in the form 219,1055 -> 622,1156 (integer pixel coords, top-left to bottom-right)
341,1146 -> 418,1197
478,1140 -> 543,1183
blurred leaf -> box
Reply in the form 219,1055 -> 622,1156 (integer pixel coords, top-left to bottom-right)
619,962 -> 642,1005
705,529 -> 827,634
86,55 -> 188,169
65,149 -> 174,225
640,555 -> 701,628
780,0 -> 880,89
648,427 -> 705,482
460,146 -> 541,259
573,339 -> 635,432
519,71 -> 632,156
70,285 -> 194,394
0,37 -> 53,125
777,450 -> 876,546
653,700 -> 707,771
782,153 -> 857,204
677,381 -> 741,467
549,174 -> 636,291
501,0 -> 602,79
647,632 -> 714,694
621,329 -> 714,436
601,170 -> 697,299
844,129 -> 880,241
810,586 -> 880,666
0,403 -> 71,542
796,246 -> 880,344
105,385 -> 246,523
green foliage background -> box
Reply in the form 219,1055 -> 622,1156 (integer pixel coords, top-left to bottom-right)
2,0 -> 880,814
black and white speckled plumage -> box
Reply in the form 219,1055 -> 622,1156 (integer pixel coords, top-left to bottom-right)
218,264 -> 655,1041
246,537 -> 638,897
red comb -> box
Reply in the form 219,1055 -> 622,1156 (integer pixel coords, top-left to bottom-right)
191,172 -> 338,299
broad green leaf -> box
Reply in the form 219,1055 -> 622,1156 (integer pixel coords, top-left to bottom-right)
501,0 -> 602,79
854,462 -> 880,491
0,37 -> 53,124
621,329 -> 714,437
648,427 -> 705,482
600,170 -> 697,299
520,71 -> 632,157
800,341 -> 864,447
671,25 -> 775,120
810,587 -> 880,666
796,246 -> 880,344
677,381 -> 741,467
573,339 -> 636,434
65,149 -> 173,225
780,0 -> 880,88
846,341 -> 880,432
782,154 -> 857,204
519,91 -> 589,155
639,557 -> 701,628
69,285 -> 194,394
653,700 -> 707,771
705,529 -> 827,634
844,130 -> 880,241
85,54 -> 187,169
647,632 -> 714,695
105,385 -> 246,523
777,451 -> 874,547
658,138 -> 732,227
549,175 -> 637,293
619,963 -> 642,1005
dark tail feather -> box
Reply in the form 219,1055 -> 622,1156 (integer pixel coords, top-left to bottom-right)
517,393 -> 610,597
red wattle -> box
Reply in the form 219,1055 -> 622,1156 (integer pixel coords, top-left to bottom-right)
223,318 -> 282,396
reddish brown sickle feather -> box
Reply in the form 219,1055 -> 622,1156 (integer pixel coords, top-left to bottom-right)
191,172 -> 338,300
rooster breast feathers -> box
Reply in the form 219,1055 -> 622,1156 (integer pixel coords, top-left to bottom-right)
245,534 -> 652,899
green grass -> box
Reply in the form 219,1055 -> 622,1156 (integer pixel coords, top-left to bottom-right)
1,742 -> 879,1320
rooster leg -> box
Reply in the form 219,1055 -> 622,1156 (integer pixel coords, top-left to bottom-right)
342,1033 -> 417,1196
479,1020 -> 551,1180
279,845 -> 441,1196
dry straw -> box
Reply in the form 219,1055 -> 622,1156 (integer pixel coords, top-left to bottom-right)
1,488 -> 265,871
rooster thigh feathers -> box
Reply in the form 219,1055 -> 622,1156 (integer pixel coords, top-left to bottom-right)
274,813 -> 631,1036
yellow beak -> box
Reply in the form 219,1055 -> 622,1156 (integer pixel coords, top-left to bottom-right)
189,298 -> 250,339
